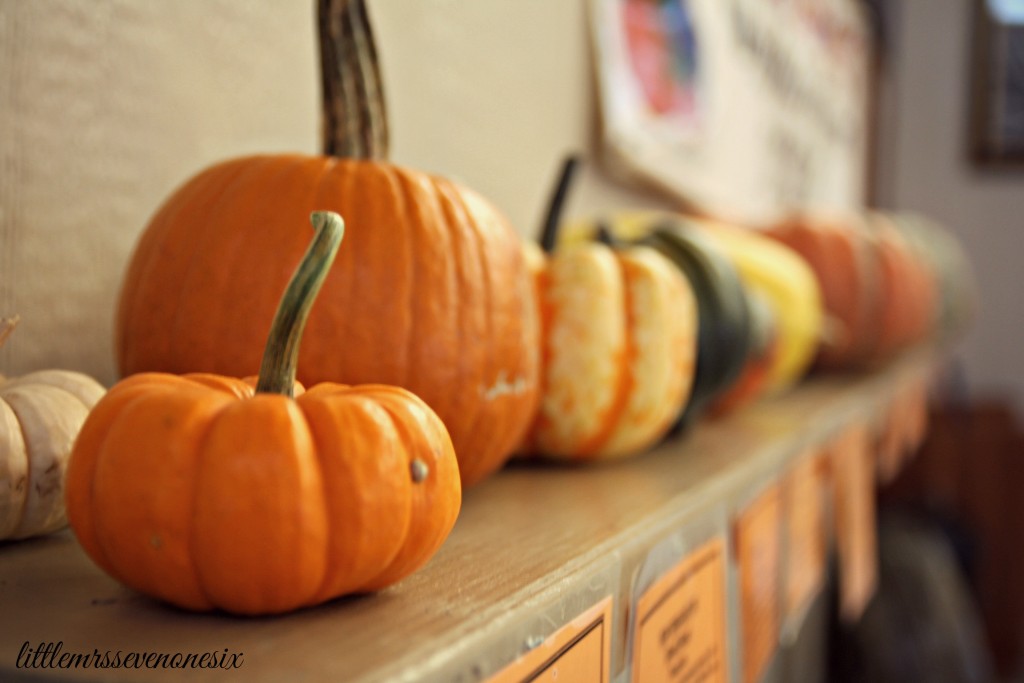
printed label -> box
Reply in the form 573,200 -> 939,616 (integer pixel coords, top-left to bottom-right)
487,596 -> 612,683
735,483 -> 782,683
830,423 -> 878,623
632,538 -> 728,683
783,452 -> 828,621
878,376 -> 931,482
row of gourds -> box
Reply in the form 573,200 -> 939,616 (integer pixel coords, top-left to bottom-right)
0,0 -> 973,616
526,157 -> 974,459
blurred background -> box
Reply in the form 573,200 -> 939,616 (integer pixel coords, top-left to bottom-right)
860,3 -> 1024,681
1,0 -> 1021,681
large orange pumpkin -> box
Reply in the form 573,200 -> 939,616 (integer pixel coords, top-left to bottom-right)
115,0 -> 538,487
68,212 -> 461,615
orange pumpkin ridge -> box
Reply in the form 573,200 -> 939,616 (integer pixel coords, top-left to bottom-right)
115,158 -> 255,374
298,387 -> 412,601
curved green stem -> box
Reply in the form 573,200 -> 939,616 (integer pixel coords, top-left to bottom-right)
594,221 -> 621,248
256,212 -> 345,396
319,0 -> 389,159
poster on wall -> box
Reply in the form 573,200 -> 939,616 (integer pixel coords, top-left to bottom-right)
589,0 -> 873,225
610,0 -> 703,140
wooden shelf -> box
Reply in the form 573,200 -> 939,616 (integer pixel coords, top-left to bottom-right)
0,348 -> 944,683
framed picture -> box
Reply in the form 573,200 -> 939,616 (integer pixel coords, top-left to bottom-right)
970,0 -> 1024,165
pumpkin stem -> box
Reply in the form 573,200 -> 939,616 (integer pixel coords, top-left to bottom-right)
256,212 -> 345,397
0,315 -> 20,351
319,0 -> 389,160
539,155 -> 581,253
594,221 -> 621,248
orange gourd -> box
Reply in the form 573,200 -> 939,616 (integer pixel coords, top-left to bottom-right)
765,212 -> 883,368
766,211 -> 942,368
867,213 -> 939,358
67,212 -> 461,615
887,213 -> 976,339
114,0 -> 538,487
521,159 -> 698,460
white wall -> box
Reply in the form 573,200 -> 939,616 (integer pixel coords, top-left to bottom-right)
874,0 -> 1024,415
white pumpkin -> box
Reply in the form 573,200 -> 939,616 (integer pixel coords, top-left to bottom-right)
0,316 -> 106,540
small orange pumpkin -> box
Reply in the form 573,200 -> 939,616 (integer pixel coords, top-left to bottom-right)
66,212 -> 461,615
114,0 -> 538,487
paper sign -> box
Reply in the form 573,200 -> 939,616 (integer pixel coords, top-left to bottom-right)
878,376 -> 932,483
735,483 -> 782,683
830,423 -> 878,622
905,377 -> 930,457
782,452 -> 828,621
875,397 -> 904,485
487,596 -> 612,683
632,538 -> 728,683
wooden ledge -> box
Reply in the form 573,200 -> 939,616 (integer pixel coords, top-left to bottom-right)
0,346 -> 945,682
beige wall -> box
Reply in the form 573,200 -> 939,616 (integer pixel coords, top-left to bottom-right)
1,1 -> 318,383
1,0 -> 670,385
874,0 -> 1024,415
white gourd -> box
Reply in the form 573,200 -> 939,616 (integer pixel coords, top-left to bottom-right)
0,316 -> 106,540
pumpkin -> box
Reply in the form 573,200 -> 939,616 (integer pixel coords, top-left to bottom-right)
66,212 -> 461,615
114,0 -> 538,487
886,213 -> 975,340
0,316 -> 106,541
764,212 -> 883,369
862,213 -> 939,361
520,159 -> 697,460
765,210 -> 951,369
